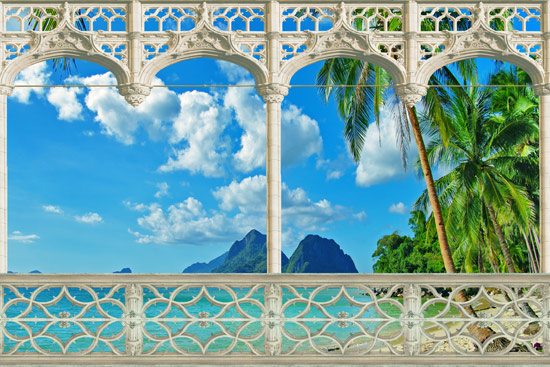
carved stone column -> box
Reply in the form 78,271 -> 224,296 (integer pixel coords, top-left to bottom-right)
124,284 -> 144,356
263,283 -> 282,355
537,85 -> 550,272
402,284 -> 421,356
258,83 -> 288,274
118,0 -> 150,106
0,85 -> 12,274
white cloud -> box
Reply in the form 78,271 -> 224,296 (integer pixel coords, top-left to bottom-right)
47,87 -> 84,121
216,61 -> 251,82
129,175 -> 362,246
67,73 -> 179,145
224,85 -> 266,172
354,211 -> 367,221
327,170 -> 344,180
11,62 -> 50,104
355,110 -> 414,187
389,202 -> 407,214
9,231 -> 39,243
316,155 -> 350,181
34,70 -> 321,177
127,199 -> 245,245
75,212 -> 103,224
159,91 -> 231,177
42,205 -> 63,215
214,175 -> 265,213
281,105 -> 323,166
215,175 -> 353,230
154,182 -> 169,199
225,83 -> 322,172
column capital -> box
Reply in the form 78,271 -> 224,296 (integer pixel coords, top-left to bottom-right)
257,83 -> 289,103
0,85 -> 13,96
534,84 -> 550,96
118,83 -> 151,107
395,83 -> 428,107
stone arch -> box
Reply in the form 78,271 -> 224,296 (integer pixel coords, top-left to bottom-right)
140,49 -> 269,87
416,47 -> 545,87
280,48 -> 407,86
0,49 -> 130,88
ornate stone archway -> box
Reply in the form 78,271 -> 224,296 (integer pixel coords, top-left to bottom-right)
0,0 -> 548,273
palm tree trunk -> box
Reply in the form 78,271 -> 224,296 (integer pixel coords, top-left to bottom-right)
522,230 -> 537,273
477,241 -> 485,273
487,205 -> 515,273
407,106 -> 456,273
407,106 -> 500,346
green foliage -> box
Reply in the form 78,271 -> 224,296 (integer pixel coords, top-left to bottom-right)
415,65 -> 539,273
372,211 -> 445,273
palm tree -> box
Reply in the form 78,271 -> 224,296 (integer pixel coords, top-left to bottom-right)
317,51 -> 472,276
489,67 -> 540,272
315,13 -> 503,343
415,84 -> 536,274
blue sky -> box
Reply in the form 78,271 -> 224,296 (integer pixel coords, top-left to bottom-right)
6,57 -> 500,273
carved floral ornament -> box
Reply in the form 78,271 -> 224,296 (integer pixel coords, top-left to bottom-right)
257,83 -> 289,103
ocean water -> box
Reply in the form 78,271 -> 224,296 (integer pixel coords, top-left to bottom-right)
2,286 -> 404,355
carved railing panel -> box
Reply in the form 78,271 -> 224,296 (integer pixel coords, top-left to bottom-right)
0,274 -> 549,363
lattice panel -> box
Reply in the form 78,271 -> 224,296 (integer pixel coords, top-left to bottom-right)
4,42 -> 31,61
73,6 -> 127,32
211,7 -> 265,32
376,42 -> 405,65
417,283 -> 545,355
515,42 -> 543,64
488,7 -> 542,32
143,7 -> 197,32
99,42 -> 127,62
5,6 -> 60,32
279,285 -> 405,355
1,285 -> 127,355
0,278 -> 549,359
281,42 -> 308,61
420,7 -> 474,32
281,7 -> 336,32
143,42 -> 170,61
139,284 -> 265,355
419,42 -> 446,61
238,41 -> 267,63
349,7 -> 403,32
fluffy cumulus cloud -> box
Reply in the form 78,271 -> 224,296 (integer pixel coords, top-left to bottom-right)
129,175 -> 362,246
42,205 -> 63,215
9,231 -> 40,243
47,87 -> 84,121
389,202 -> 407,214
11,62 -> 51,104
216,61 -> 251,82
224,85 -> 266,172
75,212 -> 103,224
281,105 -> 323,166
214,175 -> 265,213
159,91 -> 231,176
127,199 -> 244,245
225,83 -> 323,171
22,66 -> 321,176
64,73 -> 180,144
355,110 -> 415,187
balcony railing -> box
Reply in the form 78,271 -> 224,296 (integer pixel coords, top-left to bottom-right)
0,273 -> 549,364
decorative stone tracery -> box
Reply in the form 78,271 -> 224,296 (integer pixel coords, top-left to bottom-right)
0,0 -> 548,273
